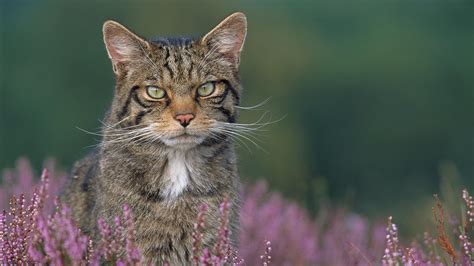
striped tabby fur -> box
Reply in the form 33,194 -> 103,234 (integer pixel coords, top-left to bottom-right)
62,12 -> 247,264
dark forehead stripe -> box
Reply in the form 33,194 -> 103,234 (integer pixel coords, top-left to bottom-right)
162,47 -> 174,79
187,57 -> 194,77
178,48 -> 194,80
150,37 -> 198,82
150,36 -> 195,47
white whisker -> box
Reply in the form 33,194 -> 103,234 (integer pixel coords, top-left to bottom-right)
208,130 -> 250,152
209,111 -> 285,153
235,97 -> 272,110
210,127 -> 266,153
99,116 -> 132,130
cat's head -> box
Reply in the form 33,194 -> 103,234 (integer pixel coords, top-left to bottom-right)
102,13 -> 246,149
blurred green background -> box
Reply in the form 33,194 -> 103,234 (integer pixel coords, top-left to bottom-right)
1,1 -> 473,235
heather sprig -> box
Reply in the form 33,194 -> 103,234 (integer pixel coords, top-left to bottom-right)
192,203 -> 208,265
382,216 -> 403,266
462,189 -> 474,228
0,158 -> 65,212
460,189 -> 474,263
379,191 -> 474,266
191,198 -> 243,265
260,240 -> 272,266
29,203 -> 89,264
433,194 -> 458,263
90,205 -> 141,265
0,165 -> 141,265
28,202 -> 141,265
213,198 -> 231,261
423,231 -> 441,263
123,205 -> 141,264
0,169 -> 48,264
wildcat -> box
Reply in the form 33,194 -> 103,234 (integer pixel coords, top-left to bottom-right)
62,12 -> 247,264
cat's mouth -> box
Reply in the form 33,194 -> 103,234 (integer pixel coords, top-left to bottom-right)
161,133 -> 206,148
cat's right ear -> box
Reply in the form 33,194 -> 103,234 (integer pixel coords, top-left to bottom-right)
103,20 -> 149,75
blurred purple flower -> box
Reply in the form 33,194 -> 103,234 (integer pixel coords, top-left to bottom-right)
239,181 -> 385,265
0,158 -> 66,212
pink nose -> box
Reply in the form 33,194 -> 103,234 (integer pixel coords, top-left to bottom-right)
175,113 -> 195,127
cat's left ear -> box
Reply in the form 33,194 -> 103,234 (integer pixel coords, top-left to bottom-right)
201,12 -> 247,67
103,20 -> 149,75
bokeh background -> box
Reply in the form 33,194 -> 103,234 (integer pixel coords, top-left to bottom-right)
1,1 -> 473,236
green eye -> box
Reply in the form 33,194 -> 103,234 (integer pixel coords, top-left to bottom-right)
146,86 -> 166,99
197,82 -> 216,97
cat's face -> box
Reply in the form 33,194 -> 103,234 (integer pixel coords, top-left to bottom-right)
102,13 -> 246,149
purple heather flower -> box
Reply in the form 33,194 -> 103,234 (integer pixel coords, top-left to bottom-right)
260,240 -> 272,266
123,204 -> 141,263
58,206 -> 89,263
192,203 -> 208,265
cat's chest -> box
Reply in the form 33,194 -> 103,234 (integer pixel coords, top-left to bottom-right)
160,150 -> 194,199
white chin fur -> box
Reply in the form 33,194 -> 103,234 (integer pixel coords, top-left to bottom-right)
162,135 -> 205,148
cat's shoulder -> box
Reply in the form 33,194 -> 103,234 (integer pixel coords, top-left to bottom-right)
70,150 -> 100,190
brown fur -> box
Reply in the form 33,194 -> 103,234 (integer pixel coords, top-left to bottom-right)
62,13 -> 247,264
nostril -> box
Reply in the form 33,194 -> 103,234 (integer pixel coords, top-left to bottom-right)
175,113 -> 195,127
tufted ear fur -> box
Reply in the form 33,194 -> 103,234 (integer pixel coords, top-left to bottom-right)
201,12 -> 247,67
103,20 -> 149,75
